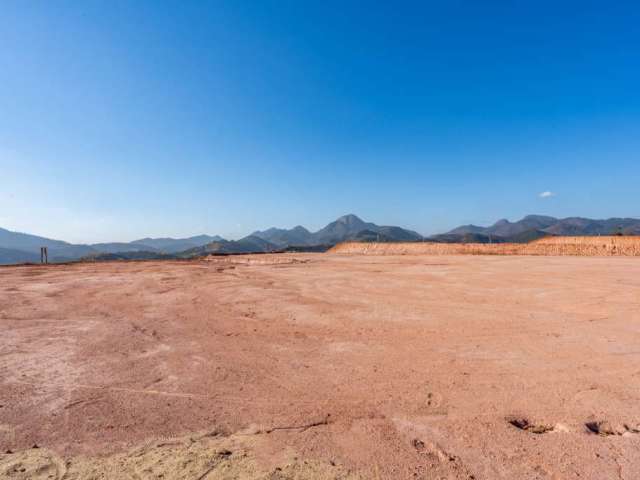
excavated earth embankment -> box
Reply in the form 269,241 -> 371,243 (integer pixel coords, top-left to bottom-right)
330,236 -> 640,256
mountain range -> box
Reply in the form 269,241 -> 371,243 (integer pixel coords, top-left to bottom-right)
180,214 -> 423,257
0,227 -> 222,264
1,214 -> 639,265
252,214 -> 423,247
438,215 -> 640,243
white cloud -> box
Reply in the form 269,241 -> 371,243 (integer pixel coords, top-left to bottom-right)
539,191 -> 556,198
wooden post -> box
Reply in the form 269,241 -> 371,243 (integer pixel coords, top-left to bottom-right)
44,247 -> 48,264
40,247 -> 44,264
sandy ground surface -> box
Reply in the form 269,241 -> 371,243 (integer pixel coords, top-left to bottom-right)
1,253 -> 639,479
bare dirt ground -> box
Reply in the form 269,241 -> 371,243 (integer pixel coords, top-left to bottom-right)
1,253 -> 639,479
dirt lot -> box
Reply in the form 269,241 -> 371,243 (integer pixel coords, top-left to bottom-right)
1,254 -> 639,479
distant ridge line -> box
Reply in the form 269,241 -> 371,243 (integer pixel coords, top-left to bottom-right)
2,214 -> 640,264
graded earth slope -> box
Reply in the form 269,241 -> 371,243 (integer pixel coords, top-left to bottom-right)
330,236 -> 640,256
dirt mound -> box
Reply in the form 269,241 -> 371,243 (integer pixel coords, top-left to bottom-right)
329,236 -> 640,256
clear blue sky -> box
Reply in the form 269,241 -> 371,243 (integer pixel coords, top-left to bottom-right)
1,1 -> 639,242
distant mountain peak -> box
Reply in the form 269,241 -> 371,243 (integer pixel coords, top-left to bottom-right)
335,214 -> 364,225
523,214 -> 557,222
250,214 -> 421,248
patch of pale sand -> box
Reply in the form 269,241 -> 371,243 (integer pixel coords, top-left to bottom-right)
203,254 -> 311,266
0,431 -> 359,480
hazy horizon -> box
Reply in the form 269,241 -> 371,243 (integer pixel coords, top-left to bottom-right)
3,212 -> 640,246
2,2 -> 639,243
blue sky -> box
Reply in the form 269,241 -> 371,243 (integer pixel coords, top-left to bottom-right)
1,1 -> 639,242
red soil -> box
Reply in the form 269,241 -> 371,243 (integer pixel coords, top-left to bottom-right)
1,253 -> 639,479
